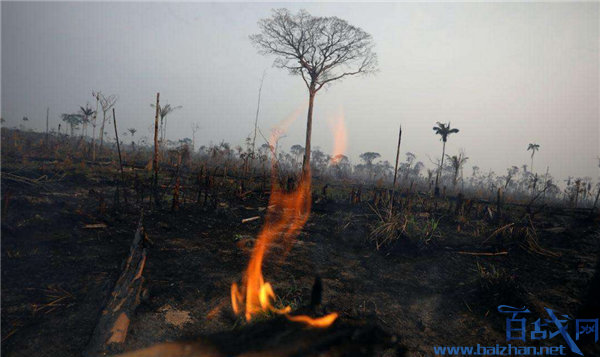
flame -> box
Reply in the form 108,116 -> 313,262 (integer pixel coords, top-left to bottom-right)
329,108 -> 347,163
286,312 -> 340,327
230,113 -> 338,328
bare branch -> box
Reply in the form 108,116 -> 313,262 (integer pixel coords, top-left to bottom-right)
250,9 -> 378,91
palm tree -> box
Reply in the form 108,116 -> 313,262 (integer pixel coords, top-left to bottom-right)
127,128 -> 137,137
79,105 -> 95,138
432,122 -> 460,194
527,143 -> 540,173
150,102 -> 182,146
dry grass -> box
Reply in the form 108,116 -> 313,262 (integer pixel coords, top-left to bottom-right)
30,285 -> 75,315
368,201 -> 441,250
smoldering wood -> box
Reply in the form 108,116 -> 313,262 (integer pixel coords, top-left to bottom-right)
84,216 -> 147,357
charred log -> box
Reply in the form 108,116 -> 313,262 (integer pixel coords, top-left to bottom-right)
84,216 -> 148,357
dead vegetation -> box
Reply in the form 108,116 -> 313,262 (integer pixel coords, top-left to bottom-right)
1,127 -> 599,357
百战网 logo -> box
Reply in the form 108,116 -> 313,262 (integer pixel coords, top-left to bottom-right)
498,305 -> 598,355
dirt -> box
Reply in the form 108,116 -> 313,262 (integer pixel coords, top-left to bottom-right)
2,169 -> 599,356
158,305 -> 193,328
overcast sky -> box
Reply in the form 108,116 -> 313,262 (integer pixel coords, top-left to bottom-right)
2,2 -> 598,183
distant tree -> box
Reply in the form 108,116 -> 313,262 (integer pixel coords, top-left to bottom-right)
412,162 -> 425,179
374,160 -> 393,179
401,152 -> 417,181
290,144 -> 304,169
250,8 -> 378,179
527,143 -> 540,173
22,116 -> 29,122
61,113 -> 84,136
332,154 -> 348,164
179,138 -> 192,147
258,143 -> 274,166
503,166 -> 519,189
359,152 -> 381,166
128,128 -> 137,137
311,148 -> 328,174
432,122 -> 460,194
191,123 -> 201,153
79,104 -> 95,138
359,152 -> 381,179
446,151 -> 468,189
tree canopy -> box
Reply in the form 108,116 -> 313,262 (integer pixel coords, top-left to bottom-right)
250,8 -> 378,92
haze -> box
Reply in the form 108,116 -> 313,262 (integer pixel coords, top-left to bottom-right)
2,2 -> 598,184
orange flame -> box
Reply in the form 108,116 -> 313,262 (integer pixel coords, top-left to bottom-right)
230,114 -> 338,328
329,108 -> 347,164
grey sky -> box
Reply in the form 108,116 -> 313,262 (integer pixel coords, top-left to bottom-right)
2,2 -> 598,183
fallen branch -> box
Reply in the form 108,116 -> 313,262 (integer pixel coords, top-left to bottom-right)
83,223 -> 108,229
242,216 -> 260,224
457,251 -> 508,256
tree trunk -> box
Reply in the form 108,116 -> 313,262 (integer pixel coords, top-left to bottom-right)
302,87 -> 316,181
192,131 -> 196,155
250,70 -> 267,176
163,117 -> 168,148
99,112 -> 107,155
113,108 -> 127,206
152,94 -> 161,208
80,115 -> 87,141
45,107 -> 49,147
434,141 -> 446,195
92,96 -> 100,160
391,125 -> 402,210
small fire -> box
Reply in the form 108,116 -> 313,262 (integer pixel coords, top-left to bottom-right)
231,174 -> 338,327
230,117 -> 338,328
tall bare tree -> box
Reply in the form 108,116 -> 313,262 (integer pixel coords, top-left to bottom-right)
250,8 -> 378,179
96,93 -> 118,160
191,123 -> 201,154
90,92 -> 100,158
251,69 -> 267,171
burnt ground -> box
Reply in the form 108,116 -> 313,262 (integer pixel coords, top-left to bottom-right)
2,168 -> 600,357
